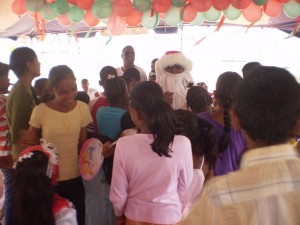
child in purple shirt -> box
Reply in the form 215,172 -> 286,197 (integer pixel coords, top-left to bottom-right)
199,72 -> 246,176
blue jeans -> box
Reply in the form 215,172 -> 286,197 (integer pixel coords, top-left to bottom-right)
1,168 -> 15,225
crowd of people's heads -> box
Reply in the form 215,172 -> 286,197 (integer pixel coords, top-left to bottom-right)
4,44 -> 300,225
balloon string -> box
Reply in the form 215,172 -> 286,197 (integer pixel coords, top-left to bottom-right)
105,34 -> 113,45
151,9 -> 154,17
194,15 -> 225,46
215,15 -> 225,32
292,16 -> 300,36
34,13 -> 45,39
69,25 -> 78,43
84,27 -> 93,38
41,18 -> 45,41
245,22 -> 255,33
194,36 -> 207,46
180,3 -> 190,21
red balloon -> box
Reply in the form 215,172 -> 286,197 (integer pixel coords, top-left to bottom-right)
77,0 -> 93,10
126,8 -> 142,26
276,0 -> 290,3
264,0 -> 282,17
296,0 -> 300,3
152,0 -> 172,13
67,0 -> 77,5
159,13 -> 166,19
107,13 -> 126,35
231,0 -> 251,9
192,0 -> 213,12
57,13 -> 71,25
84,9 -> 100,26
113,0 -> 133,17
181,3 -> 197,22
242,2 -> 262,22
213,0 -> 230,11
11,0 -> 26,15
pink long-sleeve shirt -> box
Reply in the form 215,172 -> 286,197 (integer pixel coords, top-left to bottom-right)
109,134 -> 193,224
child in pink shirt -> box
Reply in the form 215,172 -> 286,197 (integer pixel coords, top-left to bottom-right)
109,81 -> 193,225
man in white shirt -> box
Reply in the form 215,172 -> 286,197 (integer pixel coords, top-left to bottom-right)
182,66 -> 300,225
81,78 -> 99,101
116,45 -> 147,81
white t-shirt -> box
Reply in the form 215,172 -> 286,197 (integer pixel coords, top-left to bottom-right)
116,65 -> 147,81
87,88 -> 99,101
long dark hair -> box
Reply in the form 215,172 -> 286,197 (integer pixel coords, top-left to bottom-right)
175,109 -> 218,168
15,150 -> 55,225
130,81 -> 176,157
215,72 -> 243,154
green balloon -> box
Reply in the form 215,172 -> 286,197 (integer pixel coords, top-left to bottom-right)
25,0 -> 45,12
133,0 -> 152,12
142,10 -> 159,29
172,0 -> 186,8
204,6 -> 221,22
53,0 -> 69,15
253,0 -> 267,6
165,7 -> 181,25
41,4 -> 57,21
283,0 -> 300,18
92,1 -> 113,19
68,6 -> 84,23
191,13 -> 205,25
224,4 -> 241,20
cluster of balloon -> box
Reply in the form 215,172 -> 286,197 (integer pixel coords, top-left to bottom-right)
10,0 -> 300,36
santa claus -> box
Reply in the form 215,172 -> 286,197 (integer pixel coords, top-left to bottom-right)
156,51 -> 194,110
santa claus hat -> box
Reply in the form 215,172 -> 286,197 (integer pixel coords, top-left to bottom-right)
156,51 -> 193,73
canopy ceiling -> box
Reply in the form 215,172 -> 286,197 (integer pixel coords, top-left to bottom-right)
0,0 -> 299,39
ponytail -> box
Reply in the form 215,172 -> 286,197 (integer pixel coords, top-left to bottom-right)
215,72 -> 242,153
130,82 -> 176,157
218,101 -> 231,153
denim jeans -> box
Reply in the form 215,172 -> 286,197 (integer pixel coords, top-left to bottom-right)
1,168 -> 15,225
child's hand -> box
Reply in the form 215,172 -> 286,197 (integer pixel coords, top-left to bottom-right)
102,141 -> 115,158
164,91 -> 173,106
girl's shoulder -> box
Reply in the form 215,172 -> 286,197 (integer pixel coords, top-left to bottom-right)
9,82 -> 31,98
34,102 -> 48,112
174,134 -> 190,144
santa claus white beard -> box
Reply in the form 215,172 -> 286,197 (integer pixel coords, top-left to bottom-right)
156,71 -> 194,110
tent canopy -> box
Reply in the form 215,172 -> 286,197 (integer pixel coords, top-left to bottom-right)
0,0 -> 299,39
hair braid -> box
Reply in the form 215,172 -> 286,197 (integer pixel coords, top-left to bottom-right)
218,101 -> 231,153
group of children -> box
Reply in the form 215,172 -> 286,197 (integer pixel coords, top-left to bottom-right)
1,46 -> 300,225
